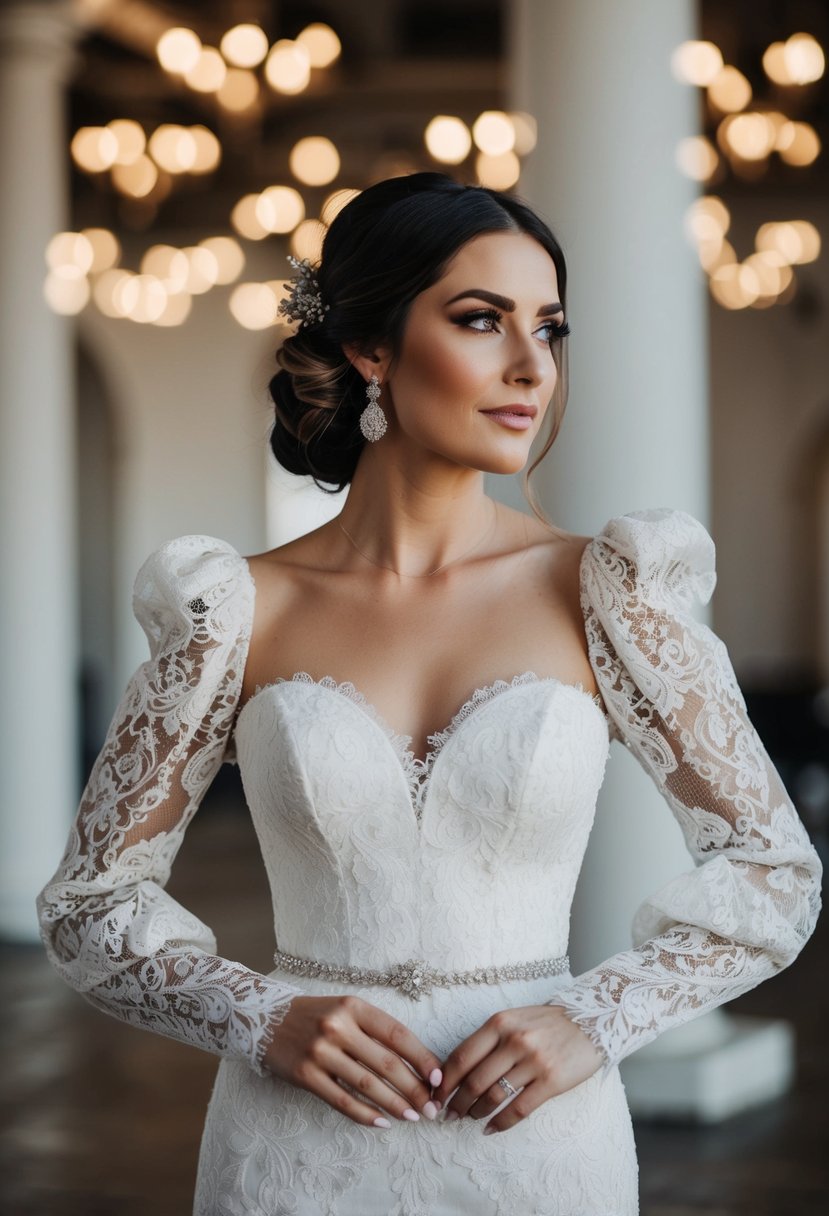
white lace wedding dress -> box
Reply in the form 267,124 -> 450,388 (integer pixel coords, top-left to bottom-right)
37,507 -> 822,1216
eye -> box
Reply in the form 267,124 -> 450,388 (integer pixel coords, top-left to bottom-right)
453,307 -> 503,332
537,318 -> 571,343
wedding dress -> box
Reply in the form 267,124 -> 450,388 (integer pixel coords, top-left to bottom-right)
37,507 -> 822,1216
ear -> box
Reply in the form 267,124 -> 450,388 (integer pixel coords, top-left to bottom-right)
342,341 -> 393,386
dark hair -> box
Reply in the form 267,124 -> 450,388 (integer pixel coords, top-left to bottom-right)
268,172 -> 570,525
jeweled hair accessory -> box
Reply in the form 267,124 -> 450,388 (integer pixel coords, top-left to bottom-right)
277,255 -> 329,329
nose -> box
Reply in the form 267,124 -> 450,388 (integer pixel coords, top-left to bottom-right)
504,332 -> 553,388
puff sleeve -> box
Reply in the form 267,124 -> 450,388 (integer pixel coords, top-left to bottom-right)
548,508 -> 823,1075
35,535 -> 302,1077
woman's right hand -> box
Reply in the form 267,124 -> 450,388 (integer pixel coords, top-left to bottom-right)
262,994 -> 445,1127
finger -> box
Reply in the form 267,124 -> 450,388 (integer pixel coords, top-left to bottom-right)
330,1048 -> 429,1122
467,1062 -> 533,1121
352,999 -> 443,1088
482,1078 -> 547,1136
354,1029 -> 438,1117
298,1061 -> 402,1128
444,1048 -> 521,1119
432,1022 -> 500,1107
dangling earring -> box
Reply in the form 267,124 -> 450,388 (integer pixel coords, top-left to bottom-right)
359,374 -> 387,442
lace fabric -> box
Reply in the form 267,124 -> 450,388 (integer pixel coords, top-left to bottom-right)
241,670 -> 608,820
34,508 -> 822,1215
545,507 -> 823,1076
35,536 -> 303,1078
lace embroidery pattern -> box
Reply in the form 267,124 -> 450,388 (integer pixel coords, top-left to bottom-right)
36,535 -> 302,1079
546,507 -> 823,1075
244,670 -> 609,821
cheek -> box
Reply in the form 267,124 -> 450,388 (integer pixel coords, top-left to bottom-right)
398,331 -> 491,401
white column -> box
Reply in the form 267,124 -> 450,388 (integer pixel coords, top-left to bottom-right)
0,3 -> 81,940
501,0 -> 795,1120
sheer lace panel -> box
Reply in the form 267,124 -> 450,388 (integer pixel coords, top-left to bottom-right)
547,508 -> 822,1074
36,535 -> 302,1077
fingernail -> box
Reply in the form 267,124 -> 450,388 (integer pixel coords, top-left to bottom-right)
422,1101 -> 438,1120
431,1098 -> 443,1111
373,1116 -> 391,1129
402,1108 -> 420,1121
483,1124 -> 498,1135
429,1068 -> 443,1087
443,1110 -> 459,1123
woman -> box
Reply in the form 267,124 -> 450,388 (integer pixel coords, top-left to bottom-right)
37,173 -> 822,1215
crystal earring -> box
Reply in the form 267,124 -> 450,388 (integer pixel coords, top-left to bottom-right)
359,374 -> 387,442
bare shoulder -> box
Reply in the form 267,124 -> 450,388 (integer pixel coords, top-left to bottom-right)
517,509 -> 593,566
244,520 -> 336,582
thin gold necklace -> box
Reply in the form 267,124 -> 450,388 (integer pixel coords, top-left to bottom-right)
337,501 -> 498,578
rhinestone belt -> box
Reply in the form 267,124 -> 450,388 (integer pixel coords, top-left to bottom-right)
272,949 -> 570,1001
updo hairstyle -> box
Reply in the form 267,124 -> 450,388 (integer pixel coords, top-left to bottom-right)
269,172 -> 570,522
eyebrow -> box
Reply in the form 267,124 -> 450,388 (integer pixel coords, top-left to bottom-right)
444,288 -> 564,316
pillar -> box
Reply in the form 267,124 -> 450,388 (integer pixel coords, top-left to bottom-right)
0,2 -> 81,940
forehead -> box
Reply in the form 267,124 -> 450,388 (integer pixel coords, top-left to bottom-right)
434,230 -> 560,300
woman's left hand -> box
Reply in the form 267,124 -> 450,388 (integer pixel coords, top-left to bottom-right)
431,1004 -> 606,1135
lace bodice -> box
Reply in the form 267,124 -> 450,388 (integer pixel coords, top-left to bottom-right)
36,507 -> 822,1085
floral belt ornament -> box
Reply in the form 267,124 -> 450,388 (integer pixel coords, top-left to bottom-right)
272,950 -> 571,1000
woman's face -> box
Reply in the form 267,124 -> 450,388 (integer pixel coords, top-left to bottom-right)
381,230 -> 564,475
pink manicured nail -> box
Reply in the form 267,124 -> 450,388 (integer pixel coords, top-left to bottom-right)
431,1098 -> 443,1111
429,1068 -> 443,1087
443,1110 -> 459,1123
373,1116 -> 391,1129
483,1124 -> 497,1135
422,1101 -> 438,1120
402,1108 -> 420,1121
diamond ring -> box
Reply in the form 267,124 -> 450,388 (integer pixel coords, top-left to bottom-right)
497,1076 -> 518,1098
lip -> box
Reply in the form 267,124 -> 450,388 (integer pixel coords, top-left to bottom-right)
481,404 -> 538,418
481,404 -> 537,431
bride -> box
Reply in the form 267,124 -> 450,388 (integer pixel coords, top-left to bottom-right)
37,173 -> 822,1215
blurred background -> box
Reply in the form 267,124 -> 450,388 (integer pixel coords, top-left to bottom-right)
1,0 -> 827,1212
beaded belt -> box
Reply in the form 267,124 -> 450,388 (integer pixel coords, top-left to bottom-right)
272,949 -> 570,1001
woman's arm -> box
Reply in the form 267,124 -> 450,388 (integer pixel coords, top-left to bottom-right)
546,508 -> 822,1077
36,535 -> 302,1076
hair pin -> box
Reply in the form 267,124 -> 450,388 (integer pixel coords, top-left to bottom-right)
278,255 -> 329,329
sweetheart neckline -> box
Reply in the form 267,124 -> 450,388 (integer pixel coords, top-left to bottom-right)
235,671 -> 610,821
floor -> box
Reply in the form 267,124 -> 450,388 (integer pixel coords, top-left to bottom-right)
2,776 -> 826,1215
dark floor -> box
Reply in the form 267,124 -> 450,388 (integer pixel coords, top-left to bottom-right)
2,778 -> 827,1215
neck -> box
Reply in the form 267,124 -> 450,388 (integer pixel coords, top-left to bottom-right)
336,445 -> 495,578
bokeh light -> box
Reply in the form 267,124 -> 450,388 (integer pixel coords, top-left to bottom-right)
671,40 -> 724,85
199,237 -> 245,284
231,194 -> 270,240
185,47 -> 227,93
472,111 -> 516,156
217,68 -> 260,113
321,188 -> 360,224
289,137 -> 340,186
424,116 -> 472,164
708,65 -> 752,112
475,150 -> 520,189
265,40 -> 311,94
156,27 -> 202,75
256,186 -> 306,233
296,23 -> 342,68
230,282 -> 279,329
220,24 -> 269,68
290,219 -> 327,261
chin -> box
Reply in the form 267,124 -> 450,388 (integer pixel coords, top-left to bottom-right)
470,449 -> 532,477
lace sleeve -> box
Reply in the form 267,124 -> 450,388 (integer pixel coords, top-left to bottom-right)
35,534 -> 301,1077
548,507 -> 823,1077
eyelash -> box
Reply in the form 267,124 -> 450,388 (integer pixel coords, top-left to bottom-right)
456,307 -> 571,342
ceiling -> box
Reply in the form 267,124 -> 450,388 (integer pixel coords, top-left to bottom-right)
58,0 -> 829,236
